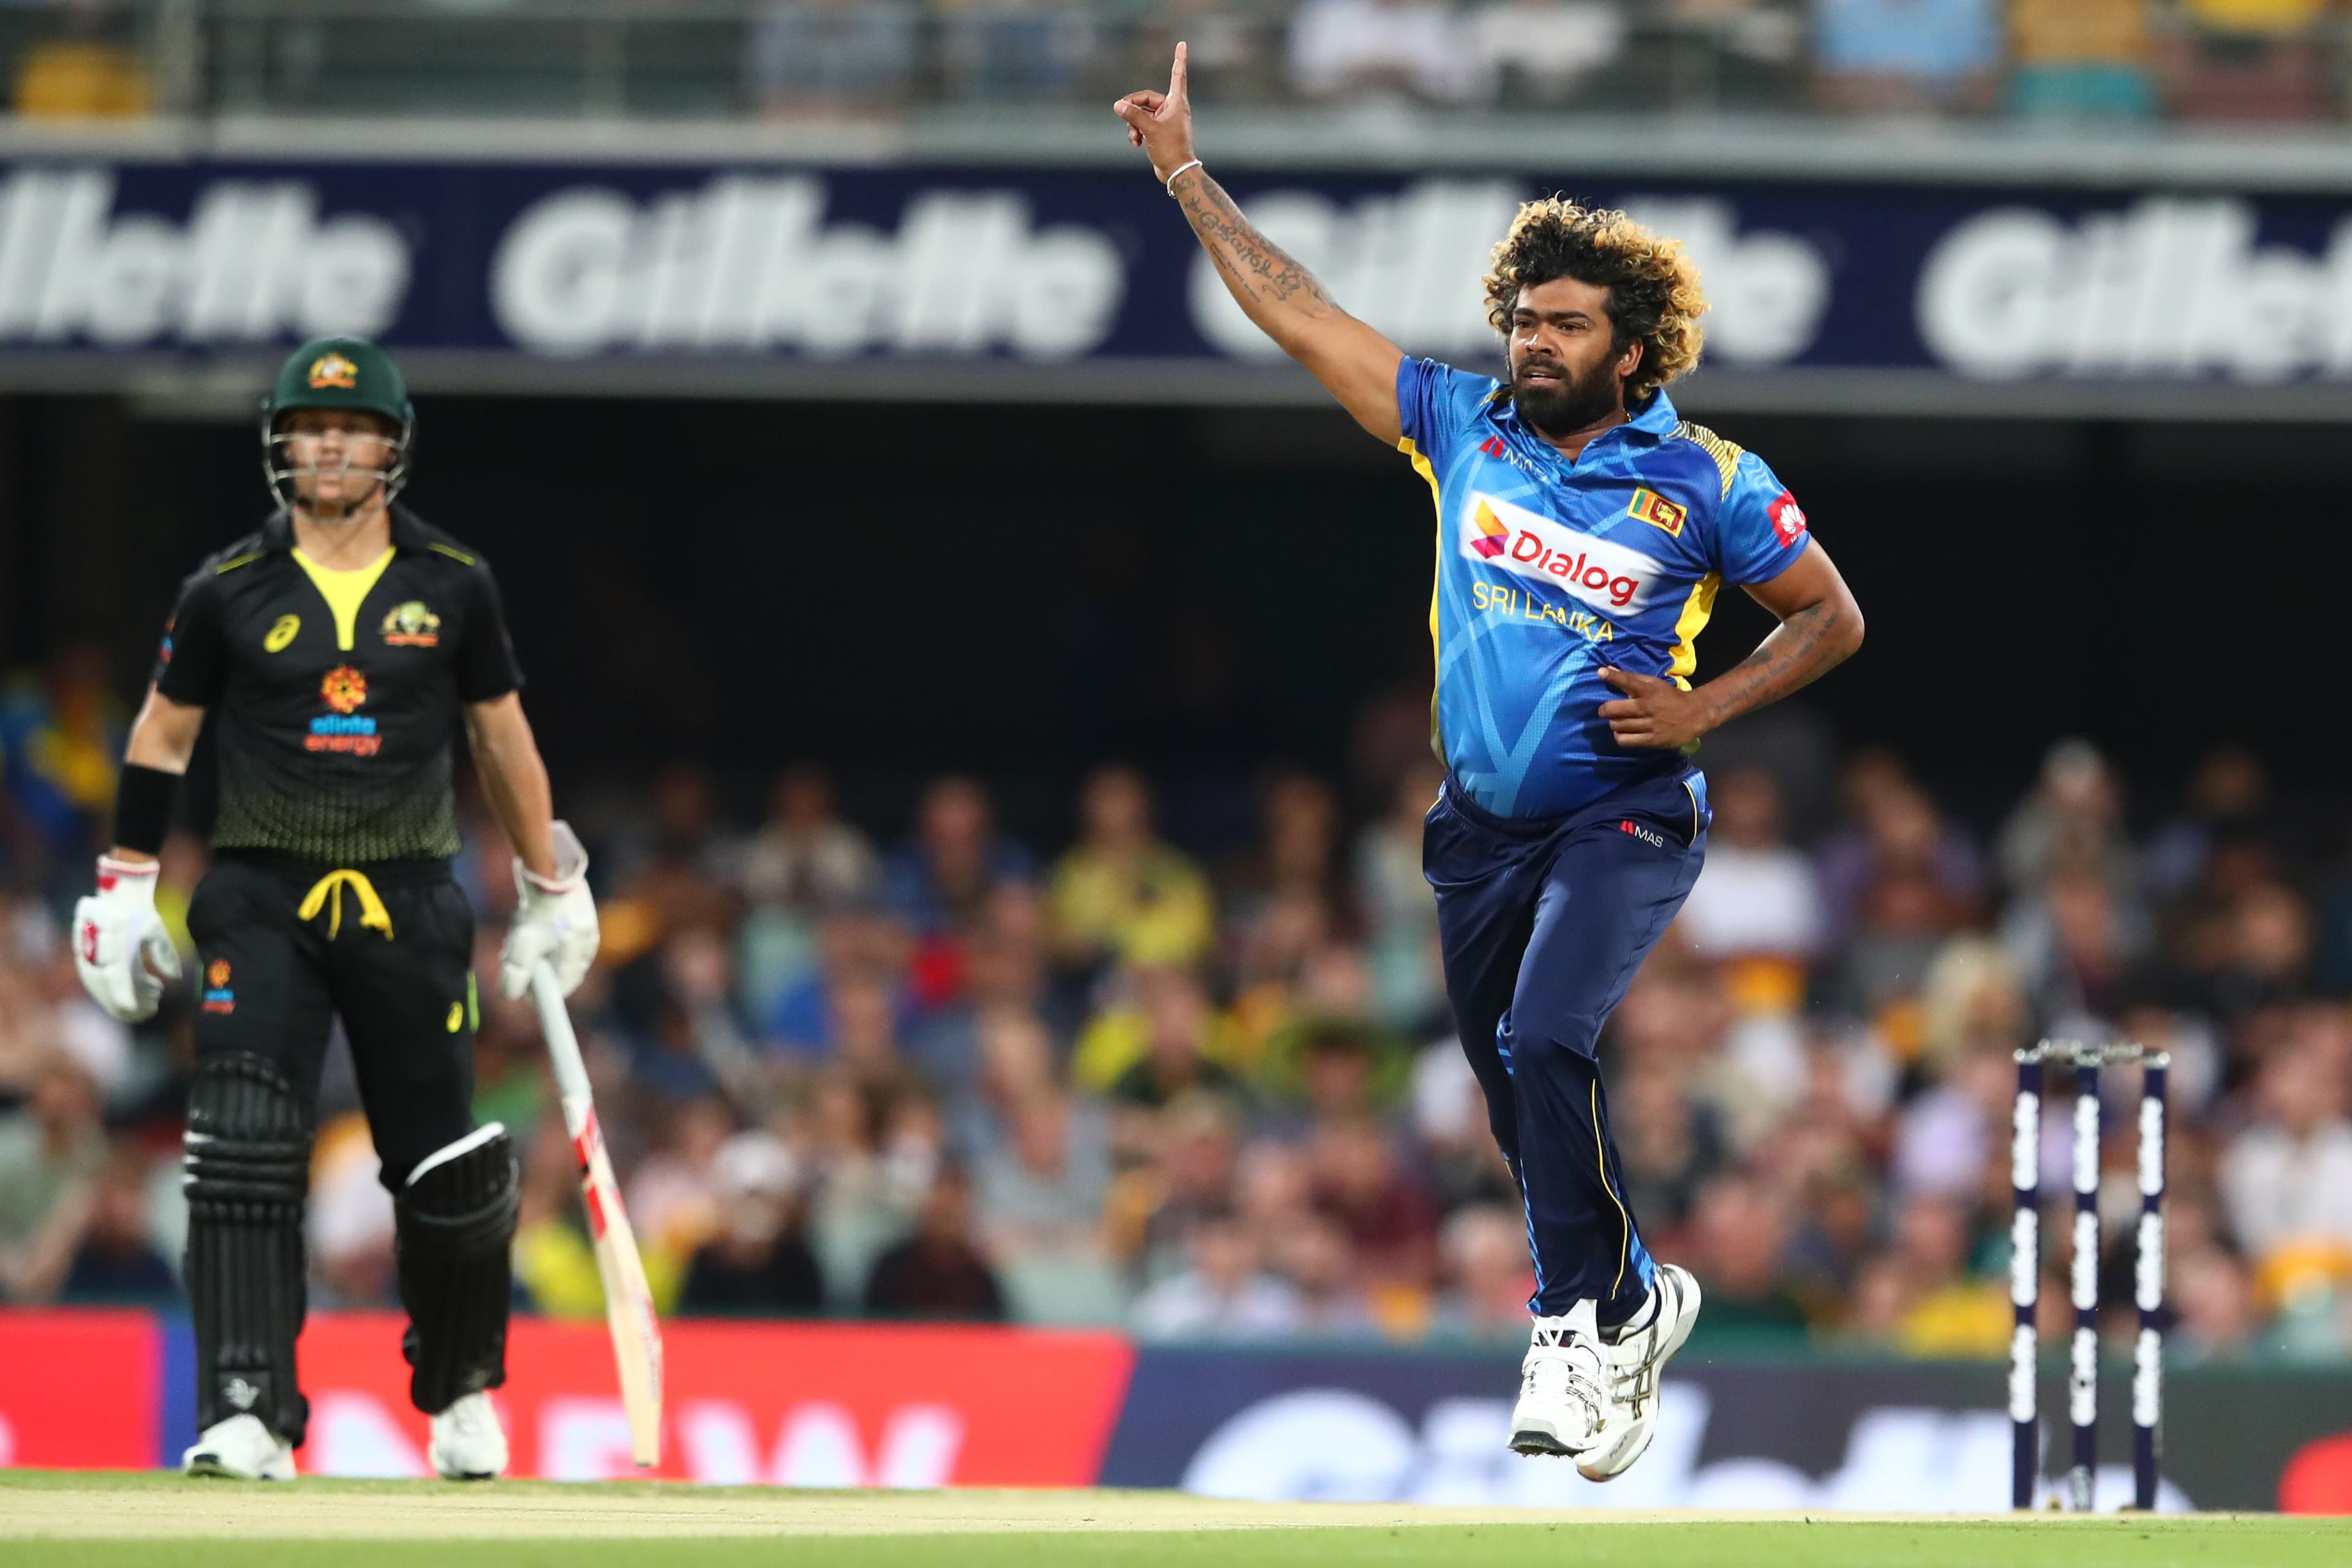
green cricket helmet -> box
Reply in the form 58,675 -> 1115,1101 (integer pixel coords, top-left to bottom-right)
259,336 -> 416,508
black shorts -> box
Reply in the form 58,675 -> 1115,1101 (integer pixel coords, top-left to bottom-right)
187,851 -> 479,1189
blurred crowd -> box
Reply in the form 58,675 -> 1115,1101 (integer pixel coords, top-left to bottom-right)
5,647 -> 2352,1364
7,0 -> 2352,126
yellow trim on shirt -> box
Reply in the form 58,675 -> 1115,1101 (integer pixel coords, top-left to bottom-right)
1400,437 -> 1444,752
290,547 -> 395,652
1665,571 -> 1721,689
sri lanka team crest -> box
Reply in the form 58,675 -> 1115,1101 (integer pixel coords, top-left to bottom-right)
1628,488 -> 1687,537
380,601 -> 440,647
309,665 -> 380,755
307,352 -> 359,390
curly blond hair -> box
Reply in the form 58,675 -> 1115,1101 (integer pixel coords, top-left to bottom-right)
1482,198 -> 1708,404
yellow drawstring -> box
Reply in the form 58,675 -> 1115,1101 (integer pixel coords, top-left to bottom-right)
296,870 -> 394,941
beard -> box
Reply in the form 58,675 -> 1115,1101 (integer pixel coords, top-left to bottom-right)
1510,352 -> 1626,437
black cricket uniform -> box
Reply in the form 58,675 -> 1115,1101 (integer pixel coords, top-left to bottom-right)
159,503 -> 523,1444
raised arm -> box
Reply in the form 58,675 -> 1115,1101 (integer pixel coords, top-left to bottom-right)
1116,43 -> 1404,444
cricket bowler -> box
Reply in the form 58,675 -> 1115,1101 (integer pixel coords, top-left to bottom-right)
1117,50 -> 1865,1476
72,337 -> 600,1480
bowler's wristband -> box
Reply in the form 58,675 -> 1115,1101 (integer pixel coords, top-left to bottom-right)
111,763 -> 178,856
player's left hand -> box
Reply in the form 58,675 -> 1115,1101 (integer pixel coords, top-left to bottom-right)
500,820 -> 600,1000
1596,666 -> 1714,750
72,856 -> 184,1022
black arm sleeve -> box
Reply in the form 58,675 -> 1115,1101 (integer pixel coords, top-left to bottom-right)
455,559 -> 524,703
153,570 -> 228,708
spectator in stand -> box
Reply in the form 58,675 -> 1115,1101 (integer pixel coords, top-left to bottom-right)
1810,0 -> 2003,112
745,0 -> 920,119
624,1093 -> 739,1269
1098,966 -> 1247,1115
2220,1030 -> 2352,1281
1685,1174 -> 1811,1338
1047,766 -> 1215,978
2161,0 -> 2337,122
2168,1243 -> 2263,1361
1870,1193 -> 2007,1356
2009,0 -> 2157,118
1112,1090 -> 1243,1281
1664,0 -> 1811,105
862,1164 -> 1008,1321
936,0 -> 1104,102
1429,1204 -> 1540,1341
973,1084 -> 1112,1260
2145,745 -> 2271,902
1815,752 -> 1985,941
741,764 -> 880,920
1996,739 -> 2138,905
58,1141 -> 178,1305
0,1051 -> 105,1302
1289,0 -> 1480,104
1610,1046 -> 1728,1240
1273,1210 -> 1381,1338
1132,1209 -> 1303,1338
1460,1 -> 1630,106
884,776 -> 1038,937
1308,1114 -> 1439,1290
1683,765 -> 1827,970
678,1132 -> 824,1316
1354,757 -> 1446,1033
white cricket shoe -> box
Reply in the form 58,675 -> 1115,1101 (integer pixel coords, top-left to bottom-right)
1509,1299 -> 1611,1457
183,1413 -> 296,1480
1578,1264 -> 1705,1482
429,1392 -> 509,1481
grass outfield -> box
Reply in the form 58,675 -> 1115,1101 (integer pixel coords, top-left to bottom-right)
1,1472 -> 2343,1567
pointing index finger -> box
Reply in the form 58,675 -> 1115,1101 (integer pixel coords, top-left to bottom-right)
1171,40 -> 1188,100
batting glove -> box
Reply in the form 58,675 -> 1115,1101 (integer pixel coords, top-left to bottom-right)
73,856 -> 184,1023
500,820 -> 600,999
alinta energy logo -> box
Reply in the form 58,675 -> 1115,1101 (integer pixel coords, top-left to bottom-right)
309,665 -> 380,755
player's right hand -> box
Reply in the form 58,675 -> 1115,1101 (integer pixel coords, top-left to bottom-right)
500,820 -> 600,1000
1114,40 -> 1196,185
73,856 -> 183,1023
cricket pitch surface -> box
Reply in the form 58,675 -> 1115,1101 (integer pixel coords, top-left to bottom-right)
1,1471 -> 2342,1567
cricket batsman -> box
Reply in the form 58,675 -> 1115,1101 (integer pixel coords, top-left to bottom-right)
71,338 -> 600,1480
1117,50 -> 1864,1476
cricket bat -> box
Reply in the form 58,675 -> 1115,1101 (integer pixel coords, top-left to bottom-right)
530,961 -> 663,1468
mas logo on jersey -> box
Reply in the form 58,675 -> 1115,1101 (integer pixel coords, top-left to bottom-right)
1629,488 -> 1687,537
1460,491 -> 1664,614
202,960 -> 235,1014
380,601 -> 440,647
309,665 -> 380,755
1770,491 -> 1808,546
307,352 -> 359,390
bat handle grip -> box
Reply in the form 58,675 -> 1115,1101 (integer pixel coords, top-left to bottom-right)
530,960 -> 595,1104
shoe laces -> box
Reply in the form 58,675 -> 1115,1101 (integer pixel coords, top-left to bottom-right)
1521,1322 -> 1605,1429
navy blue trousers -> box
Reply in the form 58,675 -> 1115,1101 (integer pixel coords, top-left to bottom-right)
1424,767 -> 1710,1325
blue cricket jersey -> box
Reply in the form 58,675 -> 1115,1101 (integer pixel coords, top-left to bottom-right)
1398,356 -> 1812,820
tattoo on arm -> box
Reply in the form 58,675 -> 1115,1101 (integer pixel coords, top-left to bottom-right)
1702,599 -> 1855,729
1176,172 -> 1338,325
